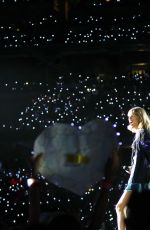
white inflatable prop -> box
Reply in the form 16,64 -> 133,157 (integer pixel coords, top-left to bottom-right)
33,119 -> 117,195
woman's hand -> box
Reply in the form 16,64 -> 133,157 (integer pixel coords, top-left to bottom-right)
123,166 -> 131,174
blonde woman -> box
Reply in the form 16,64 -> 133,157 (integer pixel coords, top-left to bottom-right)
116,107 -> 150,230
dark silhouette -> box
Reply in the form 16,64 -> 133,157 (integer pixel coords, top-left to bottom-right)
125,190 -> 150,230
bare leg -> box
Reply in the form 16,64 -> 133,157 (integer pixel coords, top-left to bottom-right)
116,190 -> 132,230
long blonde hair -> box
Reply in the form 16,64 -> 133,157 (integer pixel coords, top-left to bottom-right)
127,107 -> 150,133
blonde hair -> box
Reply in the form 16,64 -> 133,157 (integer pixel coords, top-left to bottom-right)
127,107 -> 150,133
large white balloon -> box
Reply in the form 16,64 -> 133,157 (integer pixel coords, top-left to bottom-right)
33,119 -> 118,195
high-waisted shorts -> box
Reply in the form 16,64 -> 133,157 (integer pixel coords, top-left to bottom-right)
125,182 -> 150,192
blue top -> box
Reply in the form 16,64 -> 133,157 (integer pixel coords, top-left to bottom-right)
127,129 -> 150,187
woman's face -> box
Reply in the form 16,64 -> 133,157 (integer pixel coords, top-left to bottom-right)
128,112 -> 140,130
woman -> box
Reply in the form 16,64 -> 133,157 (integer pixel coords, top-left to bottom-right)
116,106 -> 150,230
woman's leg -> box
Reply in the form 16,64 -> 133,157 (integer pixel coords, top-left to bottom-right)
116,190 -> 132,230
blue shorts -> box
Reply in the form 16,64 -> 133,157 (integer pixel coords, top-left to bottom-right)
125,182 -> 150,192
